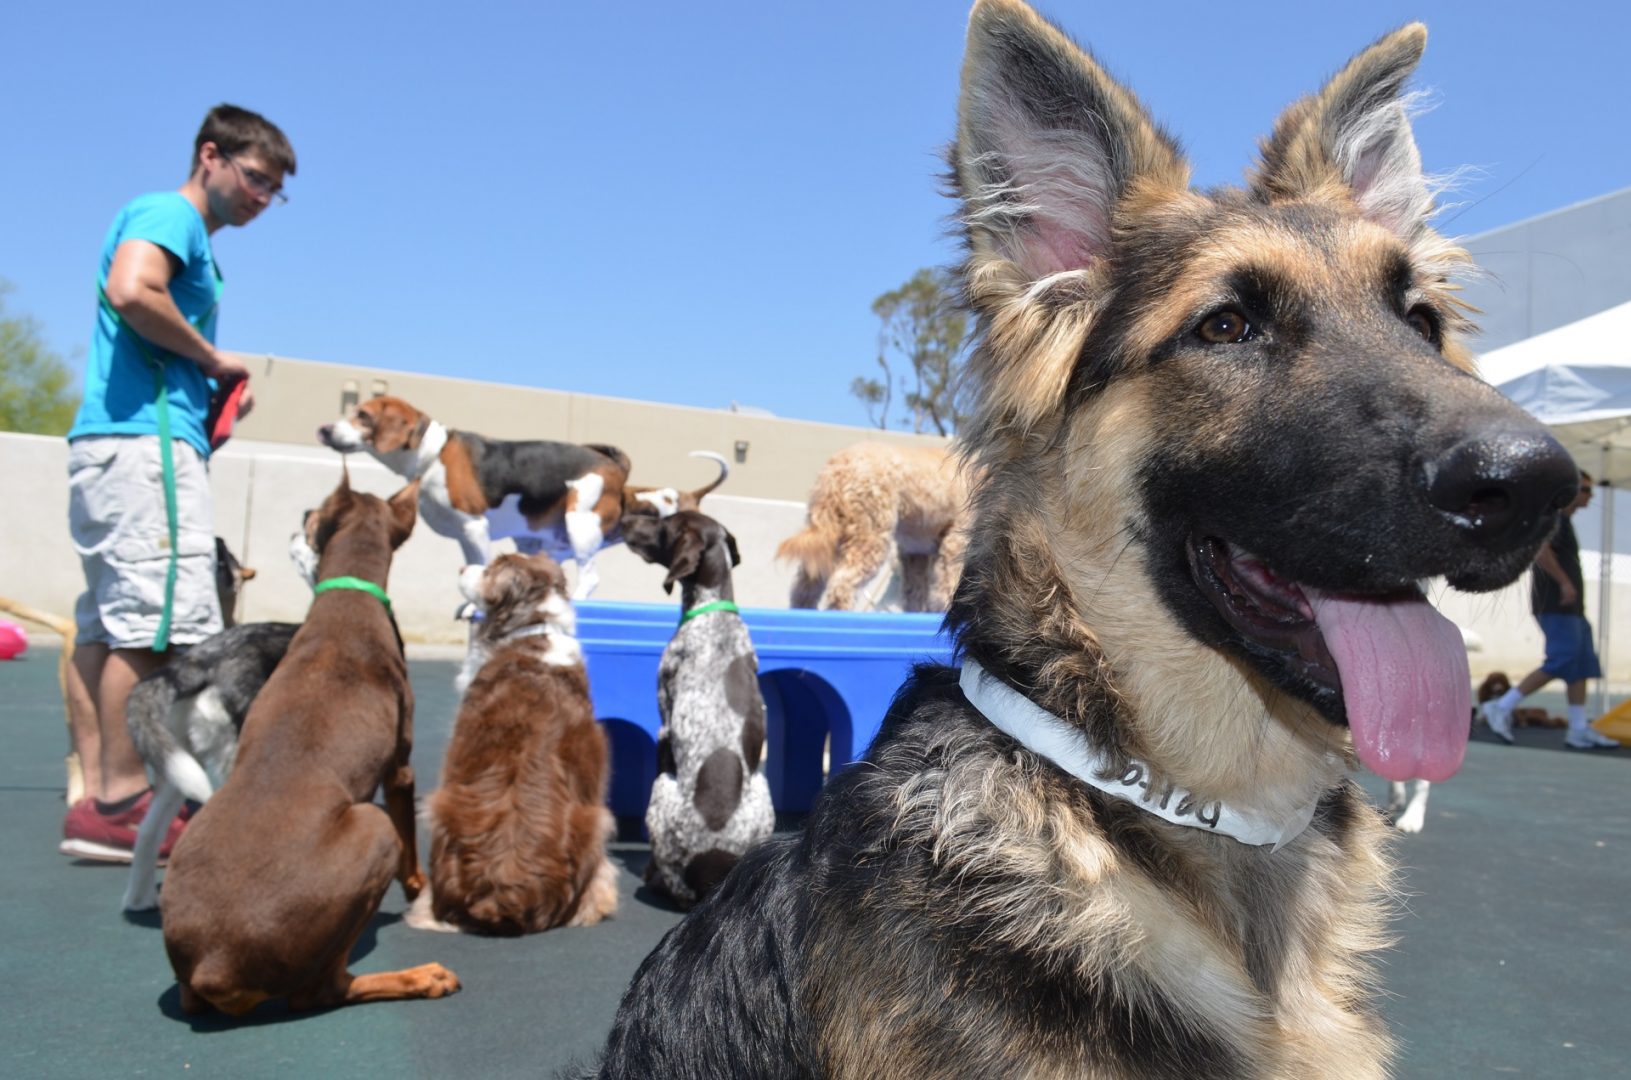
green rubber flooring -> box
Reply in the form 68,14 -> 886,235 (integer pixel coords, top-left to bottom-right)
2,646 -> 1626,1079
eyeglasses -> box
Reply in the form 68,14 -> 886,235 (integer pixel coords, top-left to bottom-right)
220,152 -> 287,206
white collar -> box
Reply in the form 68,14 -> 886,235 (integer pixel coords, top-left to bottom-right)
411,420 -> 448,479
494,622 -> 558,646
958,659 -> 1318,850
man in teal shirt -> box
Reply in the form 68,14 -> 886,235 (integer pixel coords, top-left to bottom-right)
61,104 -> 296,863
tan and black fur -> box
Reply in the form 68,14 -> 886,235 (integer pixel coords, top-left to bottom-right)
593,3 -> 1576,1077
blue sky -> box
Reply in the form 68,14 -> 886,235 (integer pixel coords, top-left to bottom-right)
5,0 -> 1628,430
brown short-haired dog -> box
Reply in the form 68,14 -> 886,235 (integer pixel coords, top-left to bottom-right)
408,552 -> 618,935
160,472 -> 459,1015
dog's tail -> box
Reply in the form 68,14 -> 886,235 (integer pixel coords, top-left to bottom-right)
586,443 -> 632,475
683,450 -> 730,504
775,525 -> 836,579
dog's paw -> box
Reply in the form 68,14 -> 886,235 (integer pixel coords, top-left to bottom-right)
415,963 -> 461,999
1393,805 -> 1427,833
122,889 -> 160,913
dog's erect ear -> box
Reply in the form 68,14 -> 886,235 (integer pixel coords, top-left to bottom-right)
1251,24 -> 1432,238
956,0 -> 1188,281
387,479 -> 420,548
724,527 -> 740,568
954,0 -> 1188,433
662,526 -> 706,595
620,514 -> 665,565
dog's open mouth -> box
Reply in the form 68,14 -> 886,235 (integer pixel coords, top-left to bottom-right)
1187,535 -> 1471,782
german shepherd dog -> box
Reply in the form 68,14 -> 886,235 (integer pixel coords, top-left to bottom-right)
592,2 -> 1577,1076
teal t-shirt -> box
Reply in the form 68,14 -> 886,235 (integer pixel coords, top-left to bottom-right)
67,193 -> 221,458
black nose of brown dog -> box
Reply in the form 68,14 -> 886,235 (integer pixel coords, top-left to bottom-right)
1427,430 -> 1579,546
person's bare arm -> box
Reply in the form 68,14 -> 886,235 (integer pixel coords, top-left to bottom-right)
104,240 -> 247,382
1535,543 -> 1578,608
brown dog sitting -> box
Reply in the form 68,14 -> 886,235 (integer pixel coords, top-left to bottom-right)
161,472 -> 459,1015
406,552 -> 618,935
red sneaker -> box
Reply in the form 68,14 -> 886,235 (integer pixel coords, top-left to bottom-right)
59,790 -> 190,864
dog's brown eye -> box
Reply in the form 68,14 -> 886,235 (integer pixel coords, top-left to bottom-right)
1197,309 -> 1251,344
1406,305 -> 1439,344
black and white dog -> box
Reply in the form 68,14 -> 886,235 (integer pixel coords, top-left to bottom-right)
621,511 -> 774,908
121,621 -> 298,911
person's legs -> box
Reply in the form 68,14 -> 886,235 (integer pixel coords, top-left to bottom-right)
1516,668 -> 1554,697
1480,666 -> 1550,744
63,436 -> 218,858
66,640 -> 107,799
96,647 -> 168,804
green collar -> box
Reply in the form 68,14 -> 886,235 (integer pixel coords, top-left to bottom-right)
680,599 -> 738,625
312,576 -> 392,609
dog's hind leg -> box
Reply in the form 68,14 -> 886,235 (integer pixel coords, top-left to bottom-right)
789,565 -> 826,609
820,531 -> 895,611
122,780 -> 188,911
900,554 -> 934,613
382,762 -> 426,901
1384,781 -> 1407,822
290,803 -> 461,1009
929,523 -> 969,611
564,807 -> 619,929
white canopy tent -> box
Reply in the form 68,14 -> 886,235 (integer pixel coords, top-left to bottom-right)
1480,299 -> 1631,710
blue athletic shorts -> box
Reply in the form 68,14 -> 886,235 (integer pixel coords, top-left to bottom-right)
1537,613 -> 1602,682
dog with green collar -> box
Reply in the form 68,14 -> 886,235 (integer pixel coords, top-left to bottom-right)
160,472 -> 462,1015
621,510 -> 774,909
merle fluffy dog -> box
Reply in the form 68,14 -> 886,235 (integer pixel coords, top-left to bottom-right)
121,622 -> 298,911
621,511 -> 774,908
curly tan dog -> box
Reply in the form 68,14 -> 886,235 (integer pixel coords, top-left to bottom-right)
776,441 -> 969,612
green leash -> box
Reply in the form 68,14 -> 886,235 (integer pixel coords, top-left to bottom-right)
95,268 -> 221,652
679,599 -> 738,625
312,576 -> 393,609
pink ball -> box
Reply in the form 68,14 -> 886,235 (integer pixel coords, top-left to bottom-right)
0,619 -> 27,660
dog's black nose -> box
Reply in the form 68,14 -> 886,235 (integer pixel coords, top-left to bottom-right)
1426,428 -> 1579,546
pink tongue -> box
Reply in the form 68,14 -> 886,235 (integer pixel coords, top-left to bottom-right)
1306,589 -> 1471,782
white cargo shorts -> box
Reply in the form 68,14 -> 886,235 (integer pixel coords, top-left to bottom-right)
68,435 -> 222,650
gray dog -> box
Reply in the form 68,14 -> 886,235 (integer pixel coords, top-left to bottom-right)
121,622 -> 297,911
622,511 -> 774,908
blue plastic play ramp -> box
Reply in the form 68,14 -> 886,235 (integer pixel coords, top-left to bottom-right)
575,601 -> 955,820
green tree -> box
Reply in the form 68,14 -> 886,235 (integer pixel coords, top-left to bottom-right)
852,267 -> 970,435
0,280 -> 80,436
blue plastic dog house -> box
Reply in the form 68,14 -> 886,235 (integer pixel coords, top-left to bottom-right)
576,601 -> 954,819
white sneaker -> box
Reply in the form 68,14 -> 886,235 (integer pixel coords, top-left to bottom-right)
1564,728 -> 1621,751
1480,699 -> 1516,744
